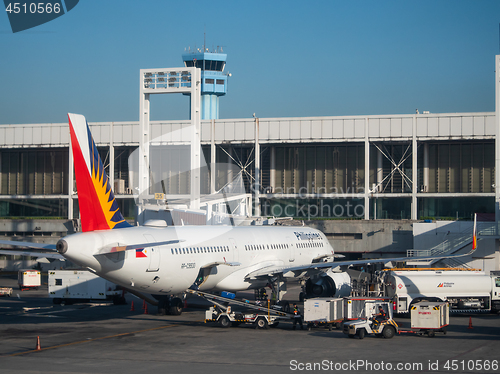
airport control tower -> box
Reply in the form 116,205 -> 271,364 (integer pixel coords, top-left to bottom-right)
182,47 -> 228,119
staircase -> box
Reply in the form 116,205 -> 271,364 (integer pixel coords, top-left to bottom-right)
407,224 -> 474,267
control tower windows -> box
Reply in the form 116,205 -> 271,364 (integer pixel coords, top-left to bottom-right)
184,60 -> 225,71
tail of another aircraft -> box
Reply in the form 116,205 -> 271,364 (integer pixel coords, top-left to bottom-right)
68,113 -> 132,232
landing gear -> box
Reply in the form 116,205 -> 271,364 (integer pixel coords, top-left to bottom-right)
169,297 -> 183,315
156,296 -> 184,316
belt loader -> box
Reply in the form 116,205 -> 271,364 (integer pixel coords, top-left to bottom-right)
187,289 -> 295,329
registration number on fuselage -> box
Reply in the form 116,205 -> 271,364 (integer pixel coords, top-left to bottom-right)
181,262 -> 196,269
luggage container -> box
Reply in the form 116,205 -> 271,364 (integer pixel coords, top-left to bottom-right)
396,301 -> 450,337
410,302 -> 449,330
304,298 -> 344,330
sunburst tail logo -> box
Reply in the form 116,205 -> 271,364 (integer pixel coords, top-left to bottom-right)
68,113 -> 132,232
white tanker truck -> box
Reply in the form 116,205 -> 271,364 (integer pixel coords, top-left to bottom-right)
383,269 -> 500,313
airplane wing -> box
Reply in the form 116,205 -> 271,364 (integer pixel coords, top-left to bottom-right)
244,251 -> 474,280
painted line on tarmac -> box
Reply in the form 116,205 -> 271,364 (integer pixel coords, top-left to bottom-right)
8,323 -> 178,356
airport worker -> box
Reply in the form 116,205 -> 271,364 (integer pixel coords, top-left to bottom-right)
292,303 -> 304,330
373,306 -> 386,326
260,288 -> 267,300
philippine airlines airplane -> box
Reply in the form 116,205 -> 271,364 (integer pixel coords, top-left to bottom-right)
0,114 -> 472,315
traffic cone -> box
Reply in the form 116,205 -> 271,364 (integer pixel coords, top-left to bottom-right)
467,316 -> 473,329
142,300 -> 146,310
130,301 -> 135,312
35,336 -> 41,351
143,300 -> 148,315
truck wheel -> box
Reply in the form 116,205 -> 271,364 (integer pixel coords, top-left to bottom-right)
357,328 -> 365,339
169,297 -> 183,315
255,316 -> 268,329
427,330 -> 435,338
382,325 -> 395,339
219,316 -> 231,328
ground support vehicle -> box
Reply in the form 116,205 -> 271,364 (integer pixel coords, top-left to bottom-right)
342,301 -> 397,339
48,270 -> 124,305
343,317 -> 399,339
188,289 -> 295,329
304,297 -> 344,330
0,287 -> 13,297
397,301 -> 449,338
382,269 -> 500,313
18,269 -> 41,290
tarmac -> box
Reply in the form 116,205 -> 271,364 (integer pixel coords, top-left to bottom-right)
1,275 -> 499,374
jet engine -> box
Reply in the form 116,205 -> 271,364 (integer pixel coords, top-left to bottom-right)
304,269 -> 351,298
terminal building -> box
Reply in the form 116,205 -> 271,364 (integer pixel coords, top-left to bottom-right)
1,51 -> 500,271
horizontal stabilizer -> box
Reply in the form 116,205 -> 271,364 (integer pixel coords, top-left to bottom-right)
0,249 -> 64,260
0,239 -> 57,250
95,240 -> 184,256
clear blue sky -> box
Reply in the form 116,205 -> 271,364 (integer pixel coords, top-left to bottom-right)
1,0 -> 500,124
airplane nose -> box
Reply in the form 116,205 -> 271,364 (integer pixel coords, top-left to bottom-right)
56,239 -> 68,254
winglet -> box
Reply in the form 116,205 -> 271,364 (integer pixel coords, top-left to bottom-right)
68,113 -> 132,232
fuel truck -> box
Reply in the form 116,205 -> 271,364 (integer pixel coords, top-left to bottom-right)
383,269 -> 500,313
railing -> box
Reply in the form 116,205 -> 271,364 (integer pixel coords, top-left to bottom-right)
477,222 -> 498,236
407,223 -> 475,264
406,249 -> 431,257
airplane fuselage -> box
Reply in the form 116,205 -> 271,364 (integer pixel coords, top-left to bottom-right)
60,225 -> 333,295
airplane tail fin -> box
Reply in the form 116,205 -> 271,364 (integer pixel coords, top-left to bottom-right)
68,113 -> 132,232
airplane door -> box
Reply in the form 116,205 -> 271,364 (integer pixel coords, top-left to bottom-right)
287,236 -> 295,262
144,234 -> 160,272
229,238 -> 238,263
